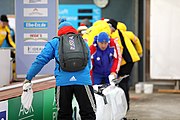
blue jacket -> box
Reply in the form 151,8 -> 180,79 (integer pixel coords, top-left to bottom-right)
92,45 -> 114,76
26,37 -> 92,86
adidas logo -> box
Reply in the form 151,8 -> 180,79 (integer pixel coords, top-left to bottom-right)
70,76 -> 77,81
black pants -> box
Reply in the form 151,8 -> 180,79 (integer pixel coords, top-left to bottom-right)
55,85 -> 96,120
118,62 -> 134,111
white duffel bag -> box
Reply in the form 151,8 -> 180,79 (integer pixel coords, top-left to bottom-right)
72,85 -> 127,120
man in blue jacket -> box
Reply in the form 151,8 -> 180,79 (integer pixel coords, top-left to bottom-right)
24,21 -> 96,120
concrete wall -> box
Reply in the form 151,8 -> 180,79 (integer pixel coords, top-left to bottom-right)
0,0 -> 15,15
0,0 -> 137,32
60,0 -> 137,31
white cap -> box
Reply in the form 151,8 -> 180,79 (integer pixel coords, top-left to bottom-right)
77,23 -> 88,33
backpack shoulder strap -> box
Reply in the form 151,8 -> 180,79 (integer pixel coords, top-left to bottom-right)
78,34 -> 87,60
52,36 -> 61,67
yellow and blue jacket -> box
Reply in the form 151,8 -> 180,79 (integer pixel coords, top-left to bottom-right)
0,24 -> 16,48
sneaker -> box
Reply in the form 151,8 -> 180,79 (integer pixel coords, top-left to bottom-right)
121,117 -> 127,120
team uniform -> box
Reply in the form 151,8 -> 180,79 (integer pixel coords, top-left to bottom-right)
90,37 -> 121,85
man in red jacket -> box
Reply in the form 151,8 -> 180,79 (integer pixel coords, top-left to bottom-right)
90,32 -> 121,85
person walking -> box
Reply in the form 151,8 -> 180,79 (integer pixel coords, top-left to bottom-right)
90,32 -> 121,85
23,21 -> 96,120
107,19 -> 143,111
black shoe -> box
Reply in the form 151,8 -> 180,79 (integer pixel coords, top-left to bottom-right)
121,117 -> 127,120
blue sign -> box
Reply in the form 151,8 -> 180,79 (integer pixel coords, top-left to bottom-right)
59,4 -> 101,28
0,111 -> 6,120
24,21 -> 48,29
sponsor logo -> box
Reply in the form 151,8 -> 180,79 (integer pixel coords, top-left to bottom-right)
0,101 -> 8,120
68,36 -> 75,50
0,111 -> 6,120
24,0 -> 48,4
0,31 -> 7,36
59,9 -> 77,21
18,104 -> 34,120
24,8 -> 48,17
97,57 -> 100,61
59,9 -> 68,14
24,33 -> 48,42
109,53 -> 113,56
24,21 -> 48,29
24,46 -> 44,54
70,76 -> 77,81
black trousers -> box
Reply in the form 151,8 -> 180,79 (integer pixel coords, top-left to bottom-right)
55,85 -> 96,120
118,62 -> 134,111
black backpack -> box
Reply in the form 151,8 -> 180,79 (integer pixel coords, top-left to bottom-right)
57,34 -> 88,72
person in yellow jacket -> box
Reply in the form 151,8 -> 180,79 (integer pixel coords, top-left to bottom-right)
107,19 -> 143,111
0,15 -> 16,48
82,19 -> 111,46
0,14 -> 16,80
117,22 -> 142,53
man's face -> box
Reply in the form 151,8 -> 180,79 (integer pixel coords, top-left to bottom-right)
97,41 -> 109,51
0,21 -> 8,28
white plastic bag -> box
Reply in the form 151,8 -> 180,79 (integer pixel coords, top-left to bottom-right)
102,85 -> 127,120
21,83 -> 33,110
95,93 -> 112,120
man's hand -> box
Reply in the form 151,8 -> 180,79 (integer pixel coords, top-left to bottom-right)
23,79 -> 32,92
110,72 -> 117,78
23,79 -> 31,85
108,72 -> 117,86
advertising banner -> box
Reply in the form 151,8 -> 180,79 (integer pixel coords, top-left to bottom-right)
43,88 -> 57,120
59,4 -> 101,29
15,0 -> 58,77
0,100 -> 8,120
8,91 -> 43,120
1,88 -> 59,120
